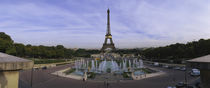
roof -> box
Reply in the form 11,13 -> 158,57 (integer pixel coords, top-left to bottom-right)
0,52 -> 33,71
187,54 -> 210,63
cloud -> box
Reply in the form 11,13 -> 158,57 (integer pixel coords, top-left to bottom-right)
111,0 -> 210,47
0,0 -> 210,48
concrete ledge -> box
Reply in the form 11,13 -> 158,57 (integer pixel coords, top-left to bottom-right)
132,71 -> 165,80
0,71 -> 19,88
51,68 -> 87,80
0,52 -> 33,71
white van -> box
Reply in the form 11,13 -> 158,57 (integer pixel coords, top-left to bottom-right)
190,69 -> 200,76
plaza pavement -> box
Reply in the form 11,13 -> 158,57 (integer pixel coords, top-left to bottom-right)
19,63 -> 199,88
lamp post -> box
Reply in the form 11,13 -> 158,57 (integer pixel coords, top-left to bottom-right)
31,54 -> 34,87
184,61 -> 188,87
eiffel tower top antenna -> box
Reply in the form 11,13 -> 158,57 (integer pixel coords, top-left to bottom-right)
106,8 -> 111,35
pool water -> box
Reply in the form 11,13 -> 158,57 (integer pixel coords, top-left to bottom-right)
72,71 -> 84,76
133,70 -> 145,76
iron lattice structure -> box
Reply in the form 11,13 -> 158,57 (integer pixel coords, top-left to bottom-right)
101,9 -> 116,52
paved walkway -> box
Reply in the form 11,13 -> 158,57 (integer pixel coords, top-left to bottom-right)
92,73 -> 123,82
19,64 -> 199,88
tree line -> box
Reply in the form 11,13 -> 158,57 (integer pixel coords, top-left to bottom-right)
0,32 -> 100,59
113,48 -> 143,56
113,39 -> 210,63
141,39 -> 210,62
1,32 -> 210,61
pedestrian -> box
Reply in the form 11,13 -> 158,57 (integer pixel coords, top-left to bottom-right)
83,78 -> 85,82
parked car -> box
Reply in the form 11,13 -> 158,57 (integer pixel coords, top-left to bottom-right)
195,81 -> 201,88
168,66 -> 174,69
153,62 -> 159,66
174,66 -> 181,70
167,86 -> 176,88
148,63 -> 153,66
180,67 -> 186,71
185,85 -> 196,88
176,82 -> 186,88
42,66 -> 47,70
159,64 -> 163,67
33,67 -> 39,70
175,81 -> 197,88
190,69 -> 200,76
163,65 -> 169,68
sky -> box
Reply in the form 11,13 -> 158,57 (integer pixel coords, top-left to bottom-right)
0,0 -> 210,49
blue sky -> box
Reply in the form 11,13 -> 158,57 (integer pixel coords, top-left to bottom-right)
0,0 -> 210,49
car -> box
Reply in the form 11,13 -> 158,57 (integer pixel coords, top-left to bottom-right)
175,82 -> 197,88
174,66 -> 181,70
167,86 -> 176,88
176,82 -> 186,88
168,66 -> 174,69
195,82 -> 201,88
163,65 -> 169,68
153,62 -> 159,66
42,66 -> 47,70
185,85 -> 196,88
190,69 -> 200,76
159,64 -> 163,67
180,67 -> 186,71
33,67 -> 39,70
148,63 -> 153,66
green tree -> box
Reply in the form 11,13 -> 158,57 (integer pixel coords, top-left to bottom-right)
55,45 -> 65,58
14,43 -> 25,57
6,47 -> 16,55
0,32 -> 14,53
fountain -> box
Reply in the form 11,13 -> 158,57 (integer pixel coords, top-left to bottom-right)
123,59 -> 127,72
91,60 -> 95,72
67,54 -> 147,81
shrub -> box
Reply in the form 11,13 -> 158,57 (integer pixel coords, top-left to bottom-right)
65,68 -> 75,74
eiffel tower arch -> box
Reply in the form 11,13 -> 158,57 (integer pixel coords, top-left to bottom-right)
101,9 -> 116,52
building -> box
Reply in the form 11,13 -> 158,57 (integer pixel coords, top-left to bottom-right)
187,55 -> 210,88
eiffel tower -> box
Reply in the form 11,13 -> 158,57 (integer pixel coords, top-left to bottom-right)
101,9 -> 116,52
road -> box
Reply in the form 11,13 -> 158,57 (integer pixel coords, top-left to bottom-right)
19,64 -> 199,88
